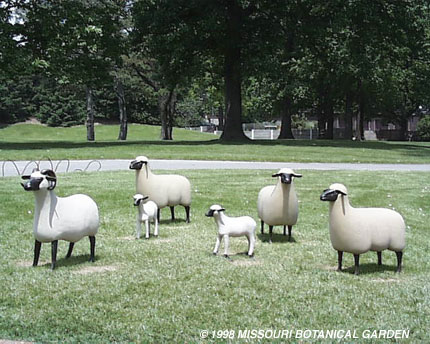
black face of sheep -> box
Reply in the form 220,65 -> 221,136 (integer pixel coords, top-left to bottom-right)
272,172 -> 302,184
320,189 -> 346,202
205,208 -> 225,217
129,160 -> 147,170
21,170 -> 57,191
133,195 -> 149,206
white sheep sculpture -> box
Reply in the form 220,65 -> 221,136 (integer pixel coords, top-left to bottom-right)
130,156 -> 191,223
257,168 -> 302,243
133,194 -> 158,239
21,169 -> 99,270
205,204 -> 256,258
320,183 -> 406,275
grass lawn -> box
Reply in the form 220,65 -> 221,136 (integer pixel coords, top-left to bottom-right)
1,123 -> 430,163
0,169 -> 429,343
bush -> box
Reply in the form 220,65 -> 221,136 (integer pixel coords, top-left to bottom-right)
416,115 -> 430,141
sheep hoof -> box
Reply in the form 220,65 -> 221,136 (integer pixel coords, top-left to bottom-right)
223,254 -> 230,259
248,254 -> 254,258
212,252 -> 217,256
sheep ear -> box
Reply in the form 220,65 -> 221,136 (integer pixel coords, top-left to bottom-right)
337,190 -> 347,196
219,208 -> 226,212
293,173 -> 302,178
272,173 -> 280,178
41,169 -> 57,190
21,175 -> 31,180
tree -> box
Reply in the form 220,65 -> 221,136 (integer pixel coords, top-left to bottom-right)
133,0 -> 281,140
12,0 -> 125,140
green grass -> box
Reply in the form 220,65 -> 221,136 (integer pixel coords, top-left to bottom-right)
0,169 -> 429,343
1,123 -> 430,163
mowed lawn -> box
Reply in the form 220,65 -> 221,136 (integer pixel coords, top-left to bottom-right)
0,169 -> 429,343
1,123 -> 430,163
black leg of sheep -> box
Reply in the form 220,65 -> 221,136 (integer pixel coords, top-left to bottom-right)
288,225 -> 292,242
33,240 -> 41,267
89,236 -> 96,262
51,240 -> 58,270
260,221 -> 264,234
354,254 -> 360,275
157,209 -> 161,222
396,251 -> 403,273
185,206 -> 191,223
377,251 -> 382,266
269,225 -> 273,244
66,242 -> 75,258
337,251 -> 343,272
170,206 -> 175,221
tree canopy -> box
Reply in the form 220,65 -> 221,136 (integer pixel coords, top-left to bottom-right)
1,0 -> 429,141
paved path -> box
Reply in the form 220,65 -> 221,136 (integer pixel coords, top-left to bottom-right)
1,159 -> 430,177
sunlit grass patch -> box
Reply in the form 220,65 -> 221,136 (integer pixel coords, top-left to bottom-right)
0,169 -> 429,342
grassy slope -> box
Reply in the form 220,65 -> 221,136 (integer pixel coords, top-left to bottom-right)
0,169 -> 429,343
1,124 -> 429,163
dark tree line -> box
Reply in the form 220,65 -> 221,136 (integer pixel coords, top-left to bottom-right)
1,0 -> 429,141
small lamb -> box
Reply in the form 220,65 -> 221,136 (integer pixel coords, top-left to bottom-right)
320,183 -> 406,275
21,169 -> 99,270
133,194 -> 158,239
205,204 -> 256,258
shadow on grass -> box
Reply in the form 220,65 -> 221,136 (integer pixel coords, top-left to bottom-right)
36,254 -> 93,269
258,233 -> 297,243
341,263 -> 399,275
0,138 -> 429,153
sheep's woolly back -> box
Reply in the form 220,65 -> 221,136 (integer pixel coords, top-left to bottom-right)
327,185 -> 405,254
135,160 -> 191,208
33,192 -> 99,243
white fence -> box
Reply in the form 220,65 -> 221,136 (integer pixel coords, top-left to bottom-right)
245,129 -> 318,140
186,126 -> 318,140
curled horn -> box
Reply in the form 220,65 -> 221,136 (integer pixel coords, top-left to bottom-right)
41,169 -> 57,190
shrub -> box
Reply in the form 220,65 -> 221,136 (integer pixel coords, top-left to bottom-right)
416,115 -> 430,141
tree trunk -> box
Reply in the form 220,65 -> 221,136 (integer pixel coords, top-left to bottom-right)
85,86 -> 95,141
398,117 -> 409,141
115,78 -> 128,141
217,105 -> 224,131
344,91 -> 353,140
356,99 -> 364,142
159,90 -> 175,140
278,96 -> 294,139
220,0 -> 247,141
325,101 -> 334,140
316,98 -> 327,139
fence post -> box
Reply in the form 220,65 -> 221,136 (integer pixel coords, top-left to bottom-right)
270,130 -> 274,140
310,129 -> 312,140
251,129 -> 255,140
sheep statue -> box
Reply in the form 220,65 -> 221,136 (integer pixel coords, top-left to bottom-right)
21,169 -> 99,270
133,194 -> 159,239
257,168 -> 302,243
205,204 -> 256,258
320,183 -> 406,275
129,156 -> 191,223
